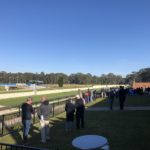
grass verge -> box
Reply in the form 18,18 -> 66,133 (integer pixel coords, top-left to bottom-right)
0,91 -> 78,106
0,97 -> 150,150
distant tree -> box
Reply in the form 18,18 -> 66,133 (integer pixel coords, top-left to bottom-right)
125,68 -> 150,84
99,73 -> 123,84
58,77 -> 64,87
92,75 -> 99,84
3,68 -> 150,85
138,68 -> 150,82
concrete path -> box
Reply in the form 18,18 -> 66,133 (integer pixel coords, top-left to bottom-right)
87,106 -> 150,111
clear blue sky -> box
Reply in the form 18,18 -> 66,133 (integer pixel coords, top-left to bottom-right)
0,0 -> 150,76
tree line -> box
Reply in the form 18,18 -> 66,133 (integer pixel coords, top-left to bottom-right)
125,68 -> 150,84
0,68 -> 149,85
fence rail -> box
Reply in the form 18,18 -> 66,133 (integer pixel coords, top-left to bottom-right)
0,96 -> 76,137
0,142 -> 48,150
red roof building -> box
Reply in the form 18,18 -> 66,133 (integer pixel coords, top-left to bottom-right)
133,82 -> 150,89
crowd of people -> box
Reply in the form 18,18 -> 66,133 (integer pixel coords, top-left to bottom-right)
106,86 -> 150,110
21,86 -> 149,145
65,95 -> 85,132
21,94 -> 85,145
128,87 -> 150,96
21,96 -> 52,144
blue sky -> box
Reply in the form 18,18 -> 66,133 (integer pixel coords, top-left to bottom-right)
0,0 -> 150,76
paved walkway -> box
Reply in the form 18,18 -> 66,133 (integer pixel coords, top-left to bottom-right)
87,106 -> 150,111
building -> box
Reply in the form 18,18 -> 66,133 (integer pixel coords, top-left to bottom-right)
133,82 -> 150,89
28,80 -> 44,85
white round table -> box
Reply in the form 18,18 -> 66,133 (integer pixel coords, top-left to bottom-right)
72,135 -> 109,150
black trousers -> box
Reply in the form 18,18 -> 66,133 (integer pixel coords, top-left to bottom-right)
76,114 -> 84,129
119,98 -> 125,110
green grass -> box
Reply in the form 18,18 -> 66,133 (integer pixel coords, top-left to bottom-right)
0,96 -> 150,150
0,89 -> 33,94
92,94 -> 150,107
0,84 -> 92,94
1,110 -> 150,150
0,91 -> 78,106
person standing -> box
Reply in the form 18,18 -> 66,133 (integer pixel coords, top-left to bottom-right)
118,86 -> 127,110
21,97 -> 34,143
87,89 -> 91,102
75,95 -> 85,129
37,96 -> 52,143
108,89 -> 115,110
65,99 -> 75,132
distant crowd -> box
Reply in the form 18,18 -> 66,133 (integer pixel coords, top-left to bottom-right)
128,87 -> 150,96
21,94 -> 85,145
21,85 -> 150,145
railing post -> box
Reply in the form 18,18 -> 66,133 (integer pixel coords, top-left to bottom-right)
53,103 -> 55,117
33,108 -> 36,124
19,105 -> 21,116
0,96 -> 75,137
2,115 -> 4,136
0,142 -> 49,150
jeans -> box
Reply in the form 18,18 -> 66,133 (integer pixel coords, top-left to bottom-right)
40,120 -> 50,143
22,120 -> 32,141
109,99 -> 114,110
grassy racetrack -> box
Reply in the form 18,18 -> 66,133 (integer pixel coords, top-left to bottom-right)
0,91 -> 78,106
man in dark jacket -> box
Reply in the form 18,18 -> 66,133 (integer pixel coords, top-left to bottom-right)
21,97 -> 34,143
65,99 -> 75,131
108,89 -> 115,110
37,96 -> 52,143
119,86 -> 127,110
75,95 -> 85,129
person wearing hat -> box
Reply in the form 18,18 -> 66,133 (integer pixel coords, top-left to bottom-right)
75,95 -> 85,129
